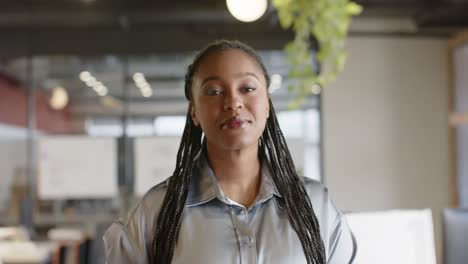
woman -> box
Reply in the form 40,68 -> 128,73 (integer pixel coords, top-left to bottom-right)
104,40 -> 357,264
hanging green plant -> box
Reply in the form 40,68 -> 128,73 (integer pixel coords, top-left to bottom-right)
272,0 -> 362,108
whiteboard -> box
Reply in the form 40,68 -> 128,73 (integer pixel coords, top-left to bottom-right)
345,209 -> 436,264
37,136 -> 118,199
134,137 -> 310,196
134,137 -> 181,196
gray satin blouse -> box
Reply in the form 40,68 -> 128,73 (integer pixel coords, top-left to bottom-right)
103,153 -> 357,264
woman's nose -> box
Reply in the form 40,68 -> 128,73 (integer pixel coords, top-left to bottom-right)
223,94 -> 243,112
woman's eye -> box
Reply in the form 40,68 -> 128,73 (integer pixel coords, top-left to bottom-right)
242,87 -> 256,93
207,89 -> 223,96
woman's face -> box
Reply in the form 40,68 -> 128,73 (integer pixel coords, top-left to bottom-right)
190,49 -> 270,151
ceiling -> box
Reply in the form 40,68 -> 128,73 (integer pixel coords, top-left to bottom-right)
0,0 -> 467,57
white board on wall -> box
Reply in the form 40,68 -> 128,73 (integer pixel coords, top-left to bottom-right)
134,136 -> 312,195
38,136 -> 118,199
134,137 -> 180,196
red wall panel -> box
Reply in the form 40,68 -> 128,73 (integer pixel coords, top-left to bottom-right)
0,74 -> 73,134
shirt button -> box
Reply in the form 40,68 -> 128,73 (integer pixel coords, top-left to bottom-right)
244,236 -> 254,245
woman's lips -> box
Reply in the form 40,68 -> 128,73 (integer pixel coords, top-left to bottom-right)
221,116 -> 250,129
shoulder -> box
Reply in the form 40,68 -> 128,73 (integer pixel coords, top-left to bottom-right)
108,176 -> 171,227
297,176 -> 340,223
103,177 -> 171,262
296,177 -> 357,262
137,177 -> 171,219
299,176 -> 330,201
123,176 -> 171,228
106,178 -> 171,235
299,176 -> 327,191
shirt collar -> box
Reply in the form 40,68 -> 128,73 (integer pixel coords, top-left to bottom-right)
186,151 -> 282,207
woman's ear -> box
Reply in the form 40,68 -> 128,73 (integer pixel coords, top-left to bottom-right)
190,103 -> 199,126
266,101 -> 270,118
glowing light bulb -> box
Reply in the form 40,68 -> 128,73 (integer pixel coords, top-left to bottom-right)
49,86 -> 69,110
226,0 -> 268,22
79,71 -> 91,82
142,89 -> 152,97
133,73 -> 145,83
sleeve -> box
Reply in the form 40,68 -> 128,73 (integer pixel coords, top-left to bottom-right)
103,221 -> 149,264
327,209 -> 358,264
102,180 -> 169,264
301,178 -> 357,263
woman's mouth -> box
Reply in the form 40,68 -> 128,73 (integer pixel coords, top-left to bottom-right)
221,116 -> 250,129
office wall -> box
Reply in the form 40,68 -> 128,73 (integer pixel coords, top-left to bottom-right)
322,36 -> 450,263
0,74 -> 73,133
0,74 -> 73,214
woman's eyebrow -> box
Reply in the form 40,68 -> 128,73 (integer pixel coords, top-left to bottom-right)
200,76 -> 222,88
235,72 -> 260,80
200,72 -> 260,88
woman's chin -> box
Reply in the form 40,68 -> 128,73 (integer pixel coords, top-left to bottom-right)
209,137 -> 259,152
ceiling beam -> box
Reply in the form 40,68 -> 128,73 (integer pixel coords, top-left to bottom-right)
0,21 -> 295,57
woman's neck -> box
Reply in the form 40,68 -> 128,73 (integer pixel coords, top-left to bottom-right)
206,143 -> 262,208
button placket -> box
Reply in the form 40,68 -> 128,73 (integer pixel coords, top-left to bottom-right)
228,205 -> 258,263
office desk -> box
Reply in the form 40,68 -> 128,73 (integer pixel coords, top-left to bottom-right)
0,241 -> 55,264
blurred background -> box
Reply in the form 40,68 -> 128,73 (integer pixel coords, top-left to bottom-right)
0,0 -> 467,263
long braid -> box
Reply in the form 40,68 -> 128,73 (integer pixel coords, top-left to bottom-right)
150,40 -> 326,264
151,111 -> 203,263
263,100 -> 326,263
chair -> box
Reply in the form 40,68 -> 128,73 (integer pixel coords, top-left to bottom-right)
443,208 -> 468,264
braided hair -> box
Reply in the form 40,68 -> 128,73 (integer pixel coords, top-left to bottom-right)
151,40 -> 326,264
